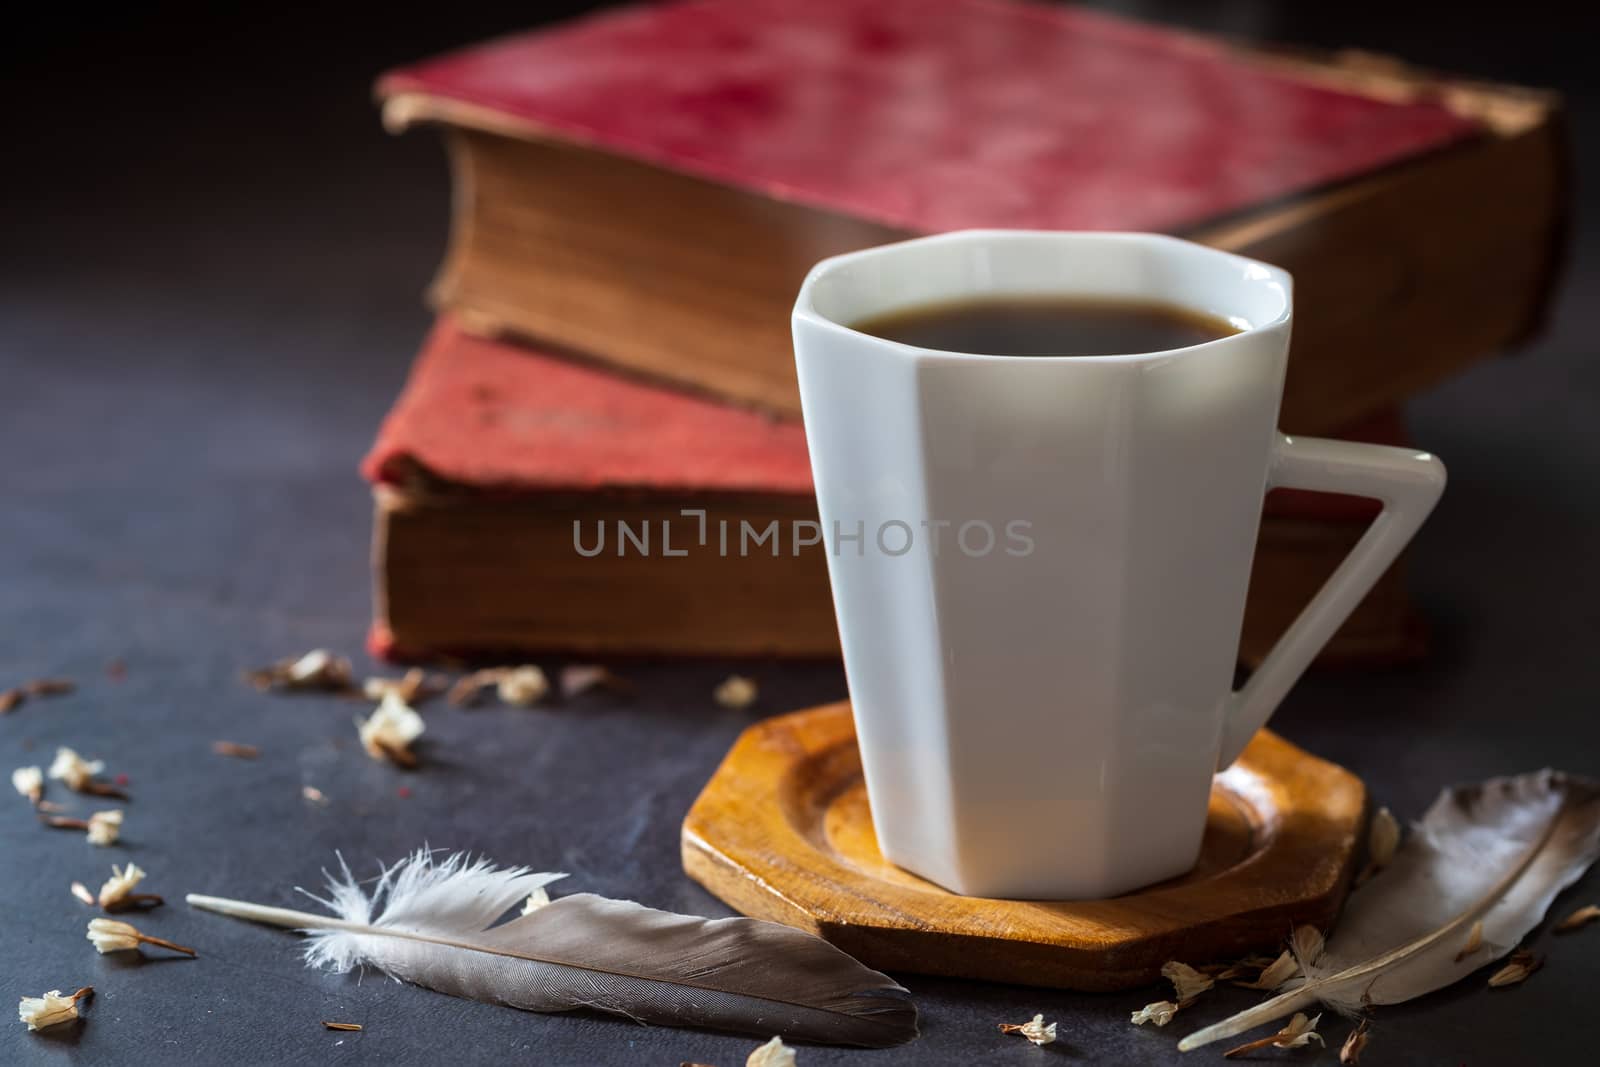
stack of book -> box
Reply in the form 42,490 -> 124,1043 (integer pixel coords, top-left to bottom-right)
363,0 -> 1565,664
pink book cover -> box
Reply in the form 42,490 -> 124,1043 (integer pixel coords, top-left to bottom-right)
377,0 -> 1481,234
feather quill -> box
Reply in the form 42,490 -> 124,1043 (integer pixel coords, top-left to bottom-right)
187,849 -> 916,1047
1180,770 -> 1600,1051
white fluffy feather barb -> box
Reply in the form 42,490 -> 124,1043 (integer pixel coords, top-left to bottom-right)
188,849 -> 917,1048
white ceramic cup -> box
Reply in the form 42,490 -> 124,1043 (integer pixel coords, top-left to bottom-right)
792,231 -> 1445,900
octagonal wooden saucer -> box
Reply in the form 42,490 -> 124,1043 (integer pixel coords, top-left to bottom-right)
682,701 -> 1366,991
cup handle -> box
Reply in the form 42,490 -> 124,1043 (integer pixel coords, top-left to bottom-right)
1216,433 -> 1447,768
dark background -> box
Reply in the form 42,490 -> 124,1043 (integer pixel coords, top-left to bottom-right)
3,2 -> 1595,1064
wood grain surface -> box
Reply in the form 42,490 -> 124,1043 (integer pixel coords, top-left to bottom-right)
683,701 -> 1366,990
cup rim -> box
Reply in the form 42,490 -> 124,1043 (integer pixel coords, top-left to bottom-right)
792,229 -> 1293,364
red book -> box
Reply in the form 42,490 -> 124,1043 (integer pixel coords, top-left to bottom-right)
379,0 -> 1475,234
376,0 -> 1561,433
364,318 -> 1417,664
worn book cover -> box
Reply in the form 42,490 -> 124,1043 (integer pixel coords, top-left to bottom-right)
364,318 -> 1417,663
377,0 -> 1563,431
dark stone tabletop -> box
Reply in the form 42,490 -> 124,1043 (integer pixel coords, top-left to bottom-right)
4,4 -> 1596,1064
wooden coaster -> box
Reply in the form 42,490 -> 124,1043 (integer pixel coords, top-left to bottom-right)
682,701 -> 1366,991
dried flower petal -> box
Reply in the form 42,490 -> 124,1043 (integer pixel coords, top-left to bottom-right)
363,668 -> 442,705
212,741 -> 260,760
1290,925 -> 1325,967
358,693 -> 424,766
1357,806 -> 1400,884
246,649 -> 354,693
1274,1013 -> 1324,1049
288,650 -> 350,687
559,664 -> 632,699
86,809 -> 123,846
1554,904 -> 1600,934
70,882 -> 94,905
521,886 -> 552,916
12,765 -> 43,804
18,988 -> 90,1031
746,1035 -> 797,1066
97,863 -> 148,909
1455,919 -> 1485,962
999,1013 -> 1057,1046
714,675 -> 759,710
1162,960 -> 1214,1003
1487,949 -> 1542,988
1340,1019 -> 1371,1064
1224,1012 -> 1323,1058
497,666 -> 550,707
1131,1000 -> 1179,1026
86,918 -> 141,953
48,748 -> 105,791
1235,949 -> 1300,990
86,918 -> 194,956
447,668 -> 506,707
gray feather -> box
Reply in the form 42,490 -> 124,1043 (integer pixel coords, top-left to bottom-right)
200,850 -> 917,1048
1179,770 -> 1600,1051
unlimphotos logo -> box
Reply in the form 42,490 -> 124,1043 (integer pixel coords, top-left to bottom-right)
573,509 -> 1034,558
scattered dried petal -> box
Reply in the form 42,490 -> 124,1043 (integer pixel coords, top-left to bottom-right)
363,668 -> 443,705
1554,904 -> 1600,934
301,785 -> 328,806
246,649 -> 354,693
358,692 -> 424,766
1131,1000 -> 1179,1027
70,882 -> 95,906
97,863 -> 144,907
1290,925 -> 1325,967
497,666 -> 550,707
1340,1019 -> 1371,1064
999,1013 -> 1057,1046
1235,949 -> 1300,990
322,1021 -> 363,1032
713,675 -> 759,710
86,809 -> 123,846
1487,949 -> 1542,988
447,668 -> 506,707
212,741 -> 260,760
1455,919 -> 1485,962
522,886 -> 552,916
86,918 -> 141,953
746,1035 -> 797,1066
26,678 -> 75,697
48,748 -> 105,792
86,917 -> 194,956
97,863 -> 158,910
1162,961 -> 1214,1003
559,664 -> 632,699
1224,1012 -> 1323,1058
0,688 -> 25,714
12,765 -> 43,804
18,987 -> 90,1031
1357,807 -> 1400,884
